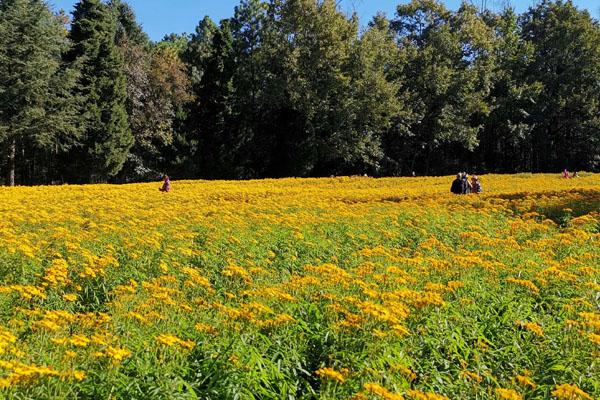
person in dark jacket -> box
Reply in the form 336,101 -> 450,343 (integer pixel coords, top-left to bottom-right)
460,172 -> 472,194
451,174 -> 463,194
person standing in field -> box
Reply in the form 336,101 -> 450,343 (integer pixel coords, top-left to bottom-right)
159,175 -> 171,193
451,174 -> 463,194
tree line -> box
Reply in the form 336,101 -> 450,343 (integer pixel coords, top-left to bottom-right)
1,0 -> 599,185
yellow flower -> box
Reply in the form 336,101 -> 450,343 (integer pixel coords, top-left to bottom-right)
372,329 -> 387,338
62,293 -> 78,302
406,389 -> 449,400
69,335 -> 90,347
461,370 -> 483,383
552,384 -> 593,400
105,346 -> 132,364
195,323 -> 217,335
516,374 -> 536,389
515,321 -> 544,337
391,324 -> 410,336
588,333 -> 600,345
155,334 -> 195,350
178,339 -> 196,350
64,350 -> 77,358
315,367 -> 346,384
155,334 -> 180,346
1,174 -> 599,396
0,327 -> 17,355
71,371 -> 86,381
364,383 -> 404,400
390,364 -> 417,382
506,278 -> 540,294
495,388 -> 522,400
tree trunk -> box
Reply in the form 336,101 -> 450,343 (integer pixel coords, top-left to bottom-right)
7,139 -> 16,186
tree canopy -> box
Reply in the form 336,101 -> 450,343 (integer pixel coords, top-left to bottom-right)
1,0 -> 599,185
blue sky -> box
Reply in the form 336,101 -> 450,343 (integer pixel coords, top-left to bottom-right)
49,0 -> 599,41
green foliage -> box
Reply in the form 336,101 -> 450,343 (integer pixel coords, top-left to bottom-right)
64,0 -> 133,183
108,0 -> 150,46
185,17 -> 236,179
520,0 -> 600,172
479,7 -> 541,172
1,0 -> 600,184
0,0 -> 78,185
118,35 -> 192,181
391,0 -> 496,174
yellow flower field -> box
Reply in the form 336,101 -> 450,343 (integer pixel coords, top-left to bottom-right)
0,174 -> 598,399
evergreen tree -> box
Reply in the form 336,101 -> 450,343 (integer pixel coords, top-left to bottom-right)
142,40 -> 193,178
0,0 -> 78,185
183,15 -> 217,178
229,0 -> 271,177
184,16 -> 218,85
108,0 -> 150,46
65,0 -> 133,182
186,17 -> 237,179
156,33 -> 198,179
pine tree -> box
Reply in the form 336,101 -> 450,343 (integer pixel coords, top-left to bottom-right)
0,0 -> 78,185
108,0 -> 150,46
229,0 -> 270,177
186,17 -> 237,179
65,0 -> 133,183
148,37 -> 194,179
184,16 -> 218,84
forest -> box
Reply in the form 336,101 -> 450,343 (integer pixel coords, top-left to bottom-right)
0,0 -> 599,185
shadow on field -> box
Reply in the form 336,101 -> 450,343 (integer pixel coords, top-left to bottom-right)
490,189 -> 600,226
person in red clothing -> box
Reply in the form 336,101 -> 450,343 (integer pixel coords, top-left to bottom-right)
471,175 -> 482,193
159,175 -> 171,192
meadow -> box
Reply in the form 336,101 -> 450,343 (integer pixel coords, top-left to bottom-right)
0,174 -> 598,400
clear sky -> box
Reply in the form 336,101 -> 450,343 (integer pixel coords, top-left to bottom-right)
48,0 -> 600,41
